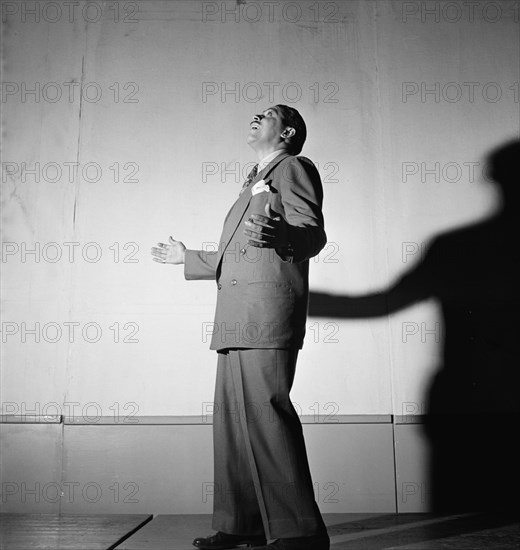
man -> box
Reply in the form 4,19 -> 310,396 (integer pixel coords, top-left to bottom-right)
151,105 -> 329,550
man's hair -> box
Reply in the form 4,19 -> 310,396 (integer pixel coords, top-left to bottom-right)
273,104 -> 307,155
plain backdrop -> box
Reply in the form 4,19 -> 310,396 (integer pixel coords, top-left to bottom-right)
2,0 -> 519,420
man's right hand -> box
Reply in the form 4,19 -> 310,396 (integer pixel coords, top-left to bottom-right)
151,236 -> 186,265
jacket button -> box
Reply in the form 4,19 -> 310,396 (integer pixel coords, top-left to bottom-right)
231,279 -> 237,285
217,283 -> 222,290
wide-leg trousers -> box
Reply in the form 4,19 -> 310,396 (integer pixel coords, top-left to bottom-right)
211,348 -> 326,540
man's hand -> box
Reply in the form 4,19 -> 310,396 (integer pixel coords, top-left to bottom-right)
244,203 -> 290,249
151,236 -> 186,264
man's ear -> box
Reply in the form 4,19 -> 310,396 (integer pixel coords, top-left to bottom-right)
281,127 -> 296,139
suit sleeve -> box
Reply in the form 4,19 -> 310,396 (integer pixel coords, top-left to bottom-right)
184,249 -> 218,280
279,156 -> 327,263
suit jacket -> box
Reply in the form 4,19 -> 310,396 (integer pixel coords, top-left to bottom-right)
184,152 -> 326,351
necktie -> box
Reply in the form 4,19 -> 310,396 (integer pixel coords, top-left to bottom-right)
239,164 -> 258,195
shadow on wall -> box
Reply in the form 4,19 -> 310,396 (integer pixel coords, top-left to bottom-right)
309,139 -> 520,513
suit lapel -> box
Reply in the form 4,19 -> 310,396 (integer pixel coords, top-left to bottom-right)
215,152 -> 292,276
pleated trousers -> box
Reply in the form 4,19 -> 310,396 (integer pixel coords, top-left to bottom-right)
211,348 -> 326,540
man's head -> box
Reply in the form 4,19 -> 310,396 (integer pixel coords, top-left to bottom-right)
486,139 -> 520,208
247,105 -> 307,156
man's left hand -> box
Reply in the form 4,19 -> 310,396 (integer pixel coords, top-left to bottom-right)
244,203 -> 289,248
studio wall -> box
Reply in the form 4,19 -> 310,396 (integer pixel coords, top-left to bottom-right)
2,0 -> 518,513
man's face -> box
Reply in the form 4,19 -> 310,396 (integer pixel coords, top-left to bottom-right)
247,107 -> 285,150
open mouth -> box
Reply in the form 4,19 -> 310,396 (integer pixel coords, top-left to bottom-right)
250,121 -> 260,130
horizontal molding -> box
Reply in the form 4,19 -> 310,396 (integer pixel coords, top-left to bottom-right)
1,414 -> 393,425
4,413 -> 516,426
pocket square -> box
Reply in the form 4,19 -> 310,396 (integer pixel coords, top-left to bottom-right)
251,179 -> 271,196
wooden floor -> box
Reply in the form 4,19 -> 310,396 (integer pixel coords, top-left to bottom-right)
0,513 -> 153,549
0,512 -> 518,549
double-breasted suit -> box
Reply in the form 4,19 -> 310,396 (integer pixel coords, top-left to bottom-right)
184,152 -> 327,540
185,152 -> 326,350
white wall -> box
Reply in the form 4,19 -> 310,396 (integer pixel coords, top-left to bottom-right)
2,0 -> 519,422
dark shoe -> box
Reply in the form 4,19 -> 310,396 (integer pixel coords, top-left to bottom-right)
251,532 -> 330,550
193,531 -> 267,549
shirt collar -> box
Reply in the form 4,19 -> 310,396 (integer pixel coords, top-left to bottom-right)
257,149 -> 286,173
